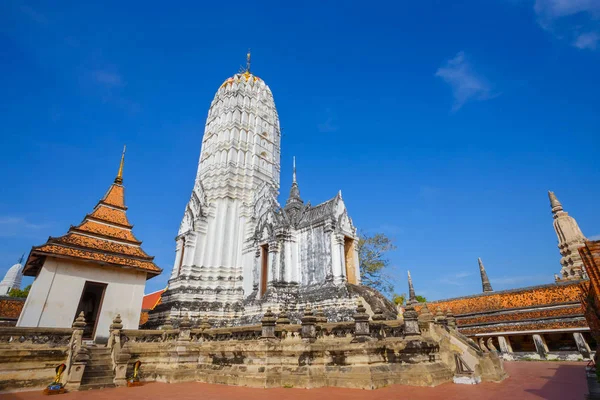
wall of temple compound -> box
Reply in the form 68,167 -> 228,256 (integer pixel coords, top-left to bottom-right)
17,258 -> 146,341
425,280 -> 595,361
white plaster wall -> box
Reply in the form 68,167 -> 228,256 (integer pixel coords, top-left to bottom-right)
17,257 -> 147,340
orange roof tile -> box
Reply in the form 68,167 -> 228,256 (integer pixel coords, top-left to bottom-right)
54,233 -> 150,259
142,289 -> 165,310
425,282 -> 582,315
102,184 -> 126,209
77,220 -> 139,243
34,244 -> 160,274
23,151 -> 162,280
88,205 -> 131,227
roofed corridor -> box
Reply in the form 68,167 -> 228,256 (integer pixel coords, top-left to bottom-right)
1,361 -> 587,400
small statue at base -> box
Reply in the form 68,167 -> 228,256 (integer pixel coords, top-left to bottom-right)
127,360 -> 143,387
43,364 -> 66,395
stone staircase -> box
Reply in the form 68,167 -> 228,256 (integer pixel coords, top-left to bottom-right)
79,346 -> 115,390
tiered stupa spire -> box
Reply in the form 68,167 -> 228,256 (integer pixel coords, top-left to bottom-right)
286,157 -> 303,209
548,191 -> 587,281
22,148 -> 161,279
478,258 -> 493,293
407,270 -> 416,304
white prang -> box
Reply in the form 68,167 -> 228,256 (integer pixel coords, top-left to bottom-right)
169,72 -> 281,303
0,260 -> 23,296
548,191 -> 587,281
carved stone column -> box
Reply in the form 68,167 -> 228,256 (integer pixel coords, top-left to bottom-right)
498,336 -> 513,353
261,308 -> 277,338
333,233 -> 346,284
434,307 -> 447,327
65,312 -> 88,390
323,220 -> 335,282
178,314 -> 192,342
446,308 -> 457,330
301,305 -> 317,340
110,314 -> 130,386
418,303 -> 434,331
353,301 -> 371,341
276,307 -> 291,325
268,240 -> 279,286
573,332 -> 591,358
252,248 -> 260,291
182,232 -> 198,269
532,334 -> 548,358
403,303 -> 421,337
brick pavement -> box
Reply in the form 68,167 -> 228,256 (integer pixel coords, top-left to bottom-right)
0,361 -> 587,400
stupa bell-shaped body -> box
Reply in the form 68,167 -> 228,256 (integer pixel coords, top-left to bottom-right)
0,259 -> 24,295
548,191 -> 587,281
157,68 -> 281,317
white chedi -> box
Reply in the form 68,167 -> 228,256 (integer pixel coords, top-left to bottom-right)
0,260 -> 24,296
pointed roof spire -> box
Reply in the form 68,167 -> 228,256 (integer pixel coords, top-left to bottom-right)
115,145 -> 126,185
246,49 -> 251,73
286,156 -> 303,208
18,253 -> 24,264
478,257 -> 494,292
408,270 -> 417,304
293,156 -> 297,184
548,190 -> 563,214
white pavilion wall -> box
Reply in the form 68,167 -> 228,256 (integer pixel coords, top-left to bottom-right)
17,258 -> 146,340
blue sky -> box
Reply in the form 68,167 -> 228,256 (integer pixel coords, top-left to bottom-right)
1,0 -> 599,300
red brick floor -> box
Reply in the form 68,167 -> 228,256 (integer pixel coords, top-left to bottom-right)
0,361 -> 587,400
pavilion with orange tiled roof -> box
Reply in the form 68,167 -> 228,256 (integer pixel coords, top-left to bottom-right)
17,147 -> 162,341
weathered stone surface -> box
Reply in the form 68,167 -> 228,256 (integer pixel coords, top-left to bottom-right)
0,327 -> 72,392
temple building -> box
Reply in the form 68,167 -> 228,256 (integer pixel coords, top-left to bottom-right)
424,192 -> 594,360
17,149 -> 162,341
148,55 -> 392,327
0,255 -> 24,295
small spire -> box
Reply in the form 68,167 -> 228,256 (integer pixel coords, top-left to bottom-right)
408,270 -> 416,304
286,157 -> 303,208
478,257 -> 494,292
293,156 -> 297,184
548,191 -> 563,214
246,49 -> 251,73
18,253 -> 24,264
115,145 -> 126,184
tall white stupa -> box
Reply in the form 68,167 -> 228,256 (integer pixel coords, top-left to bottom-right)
0,255 -> 24,296
148,54 -> 395,326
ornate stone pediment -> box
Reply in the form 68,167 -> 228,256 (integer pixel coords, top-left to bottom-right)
179,181 -> 208,235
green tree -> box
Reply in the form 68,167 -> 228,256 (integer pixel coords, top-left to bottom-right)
392,293 -> 427,305
358,232 -> 397,295
8,284 -> 31,298
392,293 -> 406,306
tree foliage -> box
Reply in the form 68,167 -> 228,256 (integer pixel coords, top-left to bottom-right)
392,293 -> 406,305
358,232 -> 397,295
8,284 -> 31,298
391,293 -> 427,305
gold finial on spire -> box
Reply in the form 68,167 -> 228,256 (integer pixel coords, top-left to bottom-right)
115,145 -> 126,184
246,49 -> 251,73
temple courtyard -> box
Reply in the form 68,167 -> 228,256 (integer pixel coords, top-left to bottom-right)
0,362 -> 586,400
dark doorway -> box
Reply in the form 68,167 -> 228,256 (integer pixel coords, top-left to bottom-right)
260,244 -> 269,297
74,281 -> 107,340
